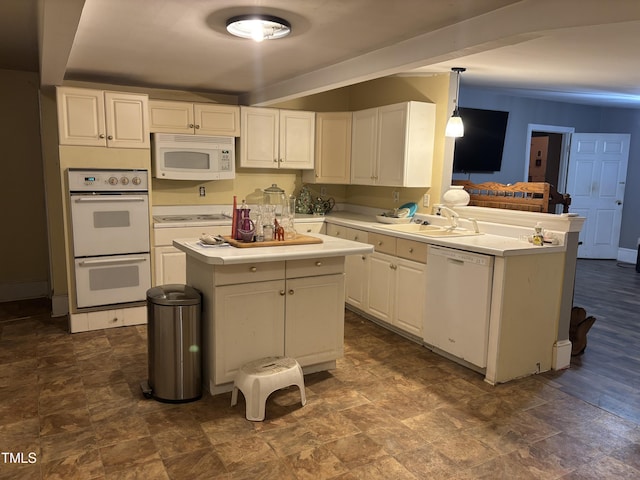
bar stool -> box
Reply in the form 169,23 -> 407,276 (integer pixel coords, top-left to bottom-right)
231,356 -> 306,421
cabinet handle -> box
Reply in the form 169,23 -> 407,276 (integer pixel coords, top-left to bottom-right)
390,264 -> 397,270
111,317 -> 118,323
279,290 -> 286,296
315,261 -> 323,267
250,266 -> 257,272
288,289 -> 294,295
195,124 -> 200,129
189,123 -> 195,128
99,133 -> 105,139
361,255 -> 366,261
377,241 -> 383,246
107,135 -> 113,140
273,158 -> 278,163
409,248 -> 414,253
306,229 -> 312,233
354,236 -> 359,241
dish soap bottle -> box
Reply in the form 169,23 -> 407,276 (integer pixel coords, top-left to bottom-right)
532,222 -> 544,246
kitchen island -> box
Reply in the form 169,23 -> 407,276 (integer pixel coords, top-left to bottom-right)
174,234 -> 373,395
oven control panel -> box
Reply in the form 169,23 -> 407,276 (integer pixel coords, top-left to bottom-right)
68,169 -> 148,192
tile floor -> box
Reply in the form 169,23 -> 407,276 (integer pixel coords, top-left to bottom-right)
1,303 -> 640,479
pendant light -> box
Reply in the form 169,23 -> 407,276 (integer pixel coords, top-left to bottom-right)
445,67 -> 466,138
226,15 -> 291,42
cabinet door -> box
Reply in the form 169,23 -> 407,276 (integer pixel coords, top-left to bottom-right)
394,257 -> 425,337
279,110 -> 315,169
104,91 -> 150,149
350,108 -> 378,185
195,104 -> 240,136
214,280 -> 285,384
148,100 -> 195,134
56,87 -> 106,146
285,274 -> 345,366
240,107 -> 279,168
153,246 -> 186,286
376,103 -> 407,187
304,112 -> 351,183
345,253 -> 368,311
366,252 -> 395,323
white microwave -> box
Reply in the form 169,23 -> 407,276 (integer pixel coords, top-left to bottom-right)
152,133 -> 236,180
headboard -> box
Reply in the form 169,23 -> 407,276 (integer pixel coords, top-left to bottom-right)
452,180 -> 571,213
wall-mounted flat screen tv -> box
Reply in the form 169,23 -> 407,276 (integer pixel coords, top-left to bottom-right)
452,107 -> 509,173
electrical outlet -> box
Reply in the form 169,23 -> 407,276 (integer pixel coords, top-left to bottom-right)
393,191 -> 400,203
199,186 -> 206,197
320,186 -> 327,196
423,193 -> 430,207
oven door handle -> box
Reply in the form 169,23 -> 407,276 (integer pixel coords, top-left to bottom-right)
78,257 -> 148,266
73,196 -> 147,203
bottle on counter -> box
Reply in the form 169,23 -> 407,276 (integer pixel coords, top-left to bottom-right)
532,222 -> 544,246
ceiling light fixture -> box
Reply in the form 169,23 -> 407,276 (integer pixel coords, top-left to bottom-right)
226,14 -> 291,42
445,67 -> 466,138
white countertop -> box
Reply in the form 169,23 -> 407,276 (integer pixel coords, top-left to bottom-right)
173,233 -> 374,265
323,212 -> 567,257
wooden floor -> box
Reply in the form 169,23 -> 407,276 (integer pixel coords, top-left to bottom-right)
543,259 -> 640,425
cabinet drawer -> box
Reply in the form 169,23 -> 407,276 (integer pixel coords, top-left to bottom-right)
396,238 -> 428,263
286,256 -> 344,278
214,261 -> 285,285
295,222 -> 325,234
368,233 -> 397,255
154,225 -> 230,246
326,223 -> 348,238
346,228 -> 368,243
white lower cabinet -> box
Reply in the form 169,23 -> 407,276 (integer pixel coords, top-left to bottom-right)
214,279 -> 286,384
326,225 -> 426,338
394,256 -> 426,337
285,273 -> 345,366
326,225 -> 370,310
365,252 -> 425,337
192,256 -> 345,392
153,225 -> 229,286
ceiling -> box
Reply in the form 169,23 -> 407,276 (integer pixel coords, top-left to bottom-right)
4,0 -> 640,107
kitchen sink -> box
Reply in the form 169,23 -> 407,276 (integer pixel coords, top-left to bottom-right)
379,223 -> 482,237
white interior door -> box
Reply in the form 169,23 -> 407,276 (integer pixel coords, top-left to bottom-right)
566,133 -> 630,259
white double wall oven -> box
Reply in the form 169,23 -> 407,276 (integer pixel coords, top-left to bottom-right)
67,169 -> 151,309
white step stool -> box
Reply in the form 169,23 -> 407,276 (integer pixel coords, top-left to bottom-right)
231,356 -> 306,421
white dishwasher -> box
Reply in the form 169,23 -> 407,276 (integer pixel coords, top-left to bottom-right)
424,245 -> 494,368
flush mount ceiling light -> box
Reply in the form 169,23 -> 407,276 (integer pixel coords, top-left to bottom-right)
226,14 -> 291,42
445,67 -> 466,138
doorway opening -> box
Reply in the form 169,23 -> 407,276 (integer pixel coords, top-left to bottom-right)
524,124 -> 574,193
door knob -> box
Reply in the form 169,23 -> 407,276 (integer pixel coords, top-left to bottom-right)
616,200 -> 622,205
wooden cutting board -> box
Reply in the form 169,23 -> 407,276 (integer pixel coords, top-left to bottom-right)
222,234 -> 323,248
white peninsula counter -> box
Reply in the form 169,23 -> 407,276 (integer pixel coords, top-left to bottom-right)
174,234 -> 373,395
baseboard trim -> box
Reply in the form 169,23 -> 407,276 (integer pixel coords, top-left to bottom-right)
618,247 -> 637,265
552,340 -> 572,370
51,294 -> 69,317
0,281 -> 49,303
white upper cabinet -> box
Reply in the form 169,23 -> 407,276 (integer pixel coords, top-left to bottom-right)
303,111 -> 352,184
350,101 -> 435,187
148,100 -> 240,136
240,106 -> 315,169
57,87 -> 150,149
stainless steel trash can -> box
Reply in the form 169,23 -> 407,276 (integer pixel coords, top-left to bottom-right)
145,284 -> 202,403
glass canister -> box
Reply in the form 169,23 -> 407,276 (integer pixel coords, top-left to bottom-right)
263,184 -> 286,216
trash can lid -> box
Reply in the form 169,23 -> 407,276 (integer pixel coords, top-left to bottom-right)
147,284 -> 201,306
